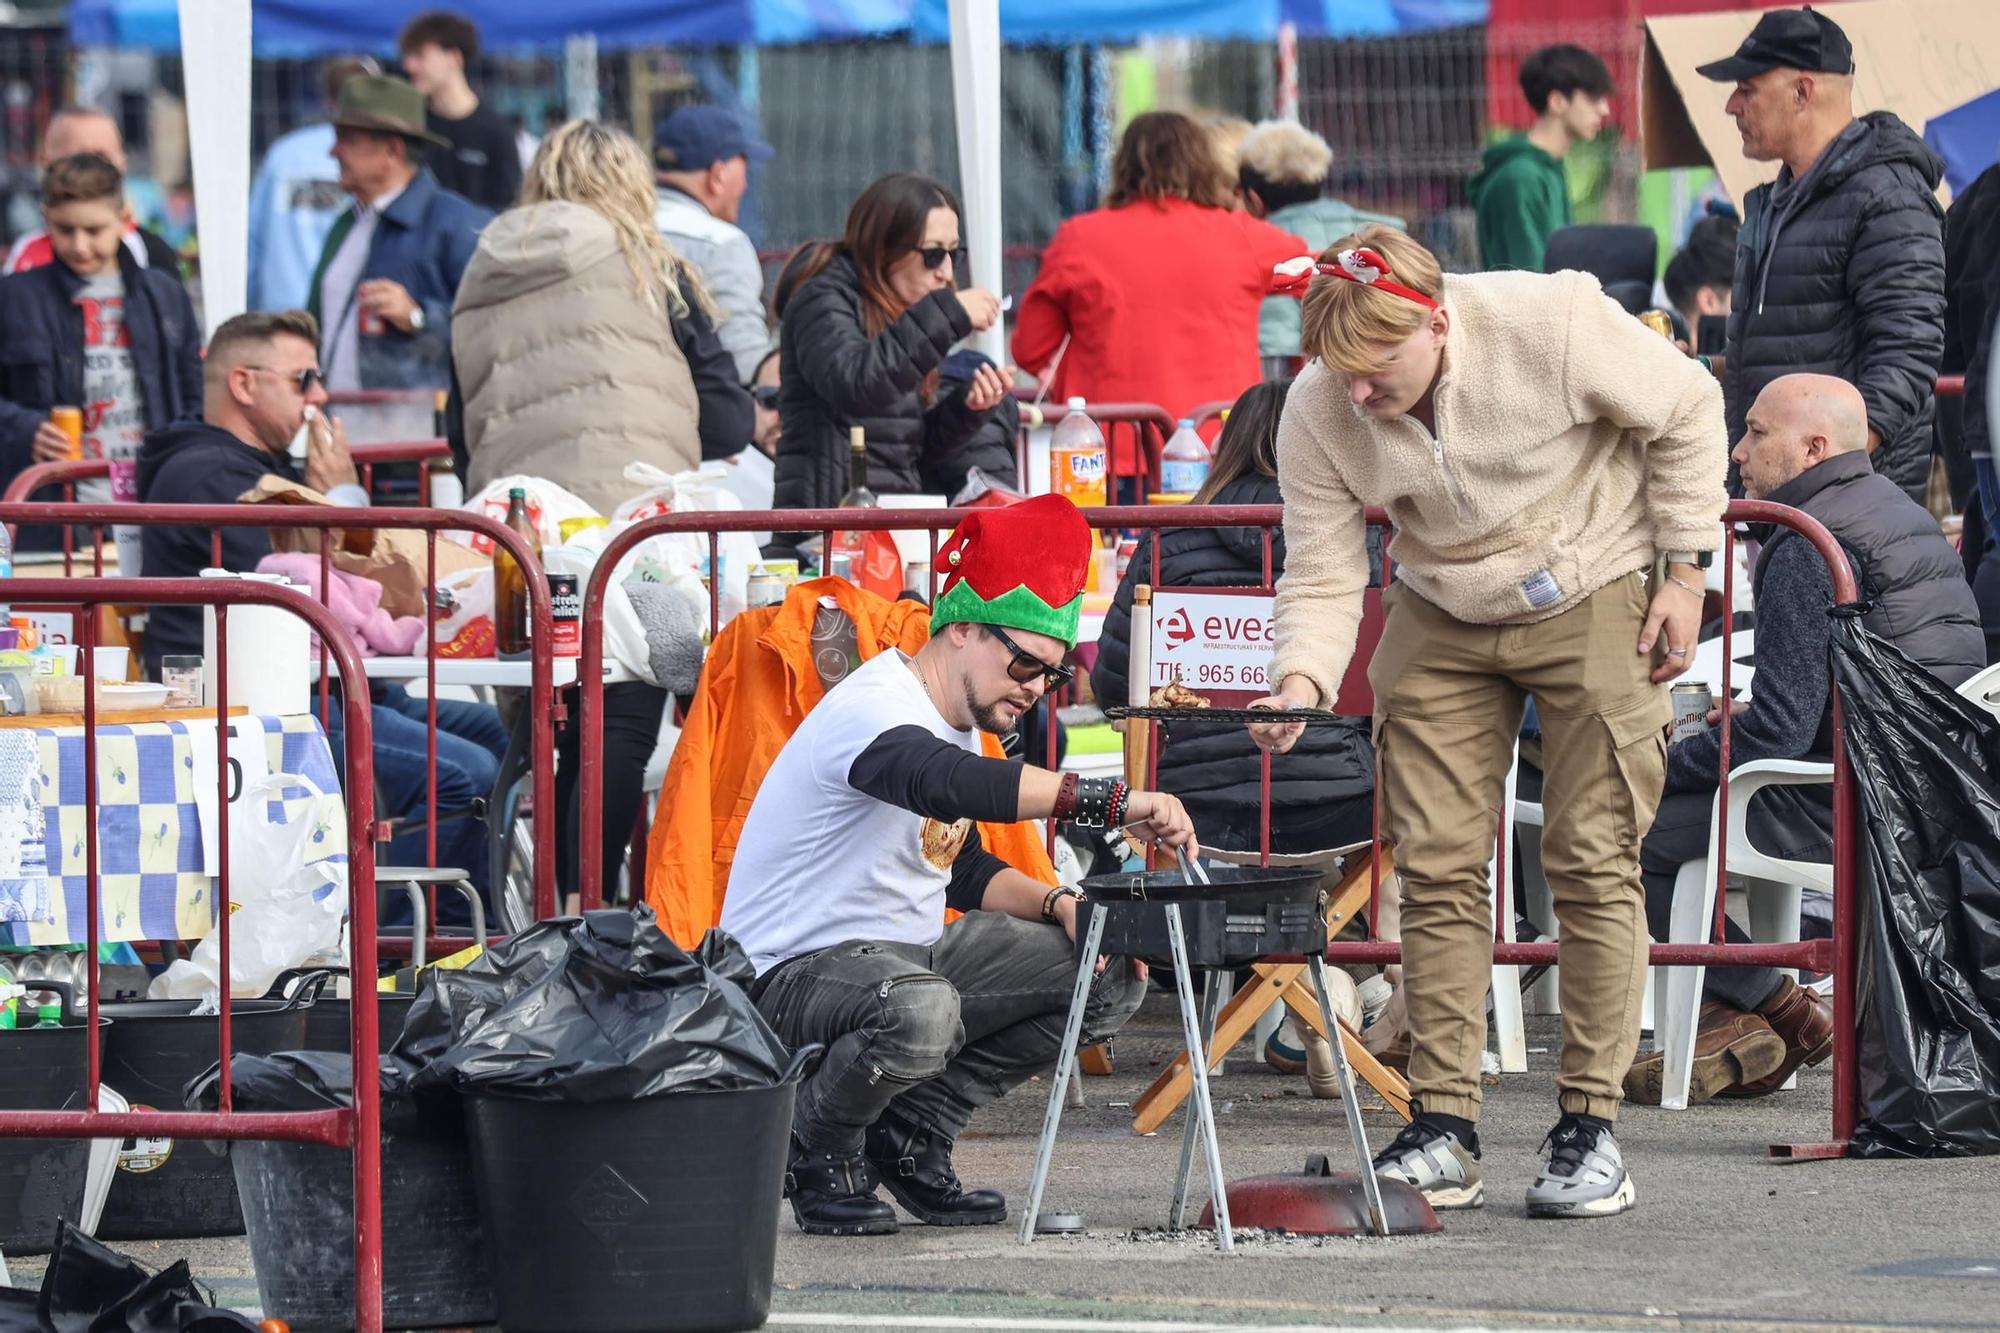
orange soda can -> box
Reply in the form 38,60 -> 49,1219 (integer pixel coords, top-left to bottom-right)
50,406 -> 83,459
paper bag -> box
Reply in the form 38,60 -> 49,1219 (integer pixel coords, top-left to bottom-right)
239,475 -> 489,618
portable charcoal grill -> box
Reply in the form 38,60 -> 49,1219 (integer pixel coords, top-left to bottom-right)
1018,847 -> 1390,1247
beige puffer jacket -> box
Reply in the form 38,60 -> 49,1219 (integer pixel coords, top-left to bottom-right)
453,201 -> 700,516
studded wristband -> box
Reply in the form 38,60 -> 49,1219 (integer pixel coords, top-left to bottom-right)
1051,771 -> 1080,821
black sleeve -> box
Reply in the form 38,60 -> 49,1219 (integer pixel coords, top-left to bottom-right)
1089,533 -> 1147,709
944,821 -> 1009,913
846,724 -> 1022,823
1848,186 -> 1947,455
788,282 -> 970,419
1666,539 -> 1836,792
921,391 -> 1018,499
485,116 -> 523,214
671,293 -> 758,460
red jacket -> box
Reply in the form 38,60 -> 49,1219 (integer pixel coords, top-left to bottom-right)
1012,198 -> 1305,472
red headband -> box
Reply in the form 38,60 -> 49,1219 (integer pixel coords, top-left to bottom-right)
1270,246 -> 1440,310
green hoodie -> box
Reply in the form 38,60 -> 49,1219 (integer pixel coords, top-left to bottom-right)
1467,136 -> 1571,273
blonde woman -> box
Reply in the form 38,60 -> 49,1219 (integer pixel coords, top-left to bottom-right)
450,120 -> 751,903
450,118 -> 753,515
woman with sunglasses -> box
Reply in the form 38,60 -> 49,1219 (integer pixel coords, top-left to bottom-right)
771,173 -> 1017,542
449,120 -> 754,517
1011,111 -> 1307,495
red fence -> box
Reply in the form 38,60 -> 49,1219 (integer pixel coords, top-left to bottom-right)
2,439 -> 452,513
0,577 -> 388,1331
580,499 -> 1864,1154
0,500 -> 560,937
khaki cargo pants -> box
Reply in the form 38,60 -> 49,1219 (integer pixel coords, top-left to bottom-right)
1368,569 -> 1669,1122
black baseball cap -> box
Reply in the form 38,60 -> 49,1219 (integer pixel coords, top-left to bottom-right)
1697,7 -> 1855,82
652,105 -> 775,173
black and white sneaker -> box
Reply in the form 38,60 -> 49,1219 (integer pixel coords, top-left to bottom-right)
1371,1118 -> 1483,1210
1526,1115 -> 1636,1218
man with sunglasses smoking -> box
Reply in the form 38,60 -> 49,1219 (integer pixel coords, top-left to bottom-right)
722,495 -> 1196,1237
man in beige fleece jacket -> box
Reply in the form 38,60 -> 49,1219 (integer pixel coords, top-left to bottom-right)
1251,225 -> 1727,1218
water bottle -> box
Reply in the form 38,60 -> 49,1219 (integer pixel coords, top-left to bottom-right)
1159,418 -> 1211,496
1048,398 -> 1107,508
0,516 -> 12,621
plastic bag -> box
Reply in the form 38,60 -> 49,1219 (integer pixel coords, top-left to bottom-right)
396,906 -> 798,1101
149,773 -> 348,1000
452,475 -> 599,556
1829,609 -> 2000,1156
433,565 -> 496,658
186,1048 -> 442,1137
611,462 -> 762,624
0,1220 -> 258,1331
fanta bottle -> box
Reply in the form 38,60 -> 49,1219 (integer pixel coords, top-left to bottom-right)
1049,398 -> 1107,509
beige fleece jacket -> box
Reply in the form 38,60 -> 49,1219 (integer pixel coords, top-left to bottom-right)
1268,268 -> 1728,710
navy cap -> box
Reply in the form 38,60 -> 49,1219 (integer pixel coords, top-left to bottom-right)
652,105 -> 775,173
1697,7 -> 1855,82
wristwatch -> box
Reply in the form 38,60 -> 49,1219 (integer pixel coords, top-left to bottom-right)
1041,885 -> 1086,923
1665,550 -> 1713,569
407,305 -> 427,333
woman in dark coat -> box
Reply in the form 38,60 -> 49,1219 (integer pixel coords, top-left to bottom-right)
1091,379 -> 1377,859
774,173 -> 1018,527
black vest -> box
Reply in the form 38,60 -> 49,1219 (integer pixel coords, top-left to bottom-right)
1756,451 -> 1985,693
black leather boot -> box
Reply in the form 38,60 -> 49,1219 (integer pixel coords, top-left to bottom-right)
864,1113 -> 1007,1226
785,1137 -> 899,1236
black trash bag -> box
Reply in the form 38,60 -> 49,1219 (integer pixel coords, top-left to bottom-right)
1828,609 -> 2000,1156
184,1048 -> 443,1137
400,905 -> 797,1101
0,1220 -> 258,1332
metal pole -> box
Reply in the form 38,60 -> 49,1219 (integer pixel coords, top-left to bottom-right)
1019,904 -> 1107,1244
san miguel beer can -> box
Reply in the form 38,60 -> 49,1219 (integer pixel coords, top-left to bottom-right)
1669,681 -> 1714,743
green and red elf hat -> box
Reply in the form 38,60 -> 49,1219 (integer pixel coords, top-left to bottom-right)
930,494 -> 1092,648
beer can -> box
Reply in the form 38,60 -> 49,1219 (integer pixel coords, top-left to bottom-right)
1638,308 -> 1675,340
359,306 -> 386,337
1669,681 -> 1713,743
50,406 -> 83,459
903,559 -> 931,600
547,572 -> 581,658
746,572 -> 786,608
1115,538 -> 1137,581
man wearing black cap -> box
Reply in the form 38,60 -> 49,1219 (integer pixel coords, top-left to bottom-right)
1698,5 -> 1945,504
654,105 -> 775,382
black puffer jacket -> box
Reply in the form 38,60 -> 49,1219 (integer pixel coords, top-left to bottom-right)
1725,112 -> 1947,501
774,252 -> 1018,515
1941,163 -> 2000,486
1090,473 -> 1375,855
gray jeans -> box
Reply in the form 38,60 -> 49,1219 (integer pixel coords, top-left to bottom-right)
755,911 -> 1147,1154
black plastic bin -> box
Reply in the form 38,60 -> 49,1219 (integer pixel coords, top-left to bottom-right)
268,970 -> 416,1054
0,984 -> 100,1254
94,996 -> 312,1240
231,1061 -> 495,1331
463,1079 -> 796,1333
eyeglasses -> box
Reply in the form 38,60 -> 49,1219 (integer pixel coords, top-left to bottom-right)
985,624 -> 1074,690
917,245 -> 968,271
245,365 -> 324,395
750,385 -> 781,410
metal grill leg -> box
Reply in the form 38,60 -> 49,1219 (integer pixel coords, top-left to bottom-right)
1165,905 -> 1232,1252
1169,968 -> 1223,1229
1308,955 -> 1389,1236
1019,904 -> 1107,1245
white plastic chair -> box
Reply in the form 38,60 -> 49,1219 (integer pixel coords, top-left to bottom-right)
1958,661 -> 2000,721
1654,757 -> 1833,1109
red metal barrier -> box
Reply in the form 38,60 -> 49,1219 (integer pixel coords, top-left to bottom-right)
0,577 -> 386,1332
2,439 -> 451,513
583,498 -> 1865,1155
0,500 -> 560,938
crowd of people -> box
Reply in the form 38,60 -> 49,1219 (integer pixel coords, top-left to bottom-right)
0,2 -> 1995,1232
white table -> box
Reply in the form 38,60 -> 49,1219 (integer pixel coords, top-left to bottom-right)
312,655 -> 586,689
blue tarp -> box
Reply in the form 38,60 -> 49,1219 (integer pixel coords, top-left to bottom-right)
1925,88 -> 2000,198
73,0 -> 1488,52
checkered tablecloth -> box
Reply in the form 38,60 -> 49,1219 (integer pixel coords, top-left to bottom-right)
0,714 -> 344,945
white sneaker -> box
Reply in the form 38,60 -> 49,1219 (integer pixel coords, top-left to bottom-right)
1525,1117 -> 1636,1218
1372,1119 -> 1483,1210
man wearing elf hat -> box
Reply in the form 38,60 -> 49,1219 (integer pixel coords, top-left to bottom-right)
722,493 -> 1195,1237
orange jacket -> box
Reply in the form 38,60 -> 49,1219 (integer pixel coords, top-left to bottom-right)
645,576 -> 1057,947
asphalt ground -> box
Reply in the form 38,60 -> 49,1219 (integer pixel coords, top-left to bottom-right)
10,996 -> 2000,1331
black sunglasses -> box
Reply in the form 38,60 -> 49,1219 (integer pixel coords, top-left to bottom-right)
246,365 -> 324,395
750,385 -> 781,409
985,624 -> 1074,690
917,244 -> 968,271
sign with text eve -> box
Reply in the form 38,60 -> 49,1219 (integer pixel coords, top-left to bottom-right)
1147,589 -> 1276,706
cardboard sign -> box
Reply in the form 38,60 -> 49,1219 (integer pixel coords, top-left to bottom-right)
1642,0 -> 1998,209
1148,589 -> 1276,706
